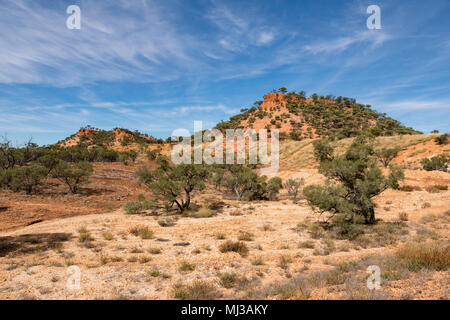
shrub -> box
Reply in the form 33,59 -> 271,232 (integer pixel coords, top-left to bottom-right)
146,149 -> 160,161
124,202 -> 142,215
158,218 -> 175,227
178,260 -> 196,272
102,232 -> 114,240
6,164 -> 47,194
172,281 -> 219,300
398,213 -> 409,222
238,231 -> 254,241
298,241 -> 315,249
119,150 -> 137,165
147,247 -> 162,254
124,199 -> 156,215
148,268 -> 160,277
215,232 -> 226,240
251,256 -> 264,265
219,241 -> 249,257
421,155 -> 448,172
278,255 -> 293,270
434,134 -> 449,145
219,272 -> 236,288
396,242 -> 450,271
307,223 -> 325,239
422,202 -> 431,208
192,207 -> 214,218
78,227 -> 92,243
129,225 -> 154,239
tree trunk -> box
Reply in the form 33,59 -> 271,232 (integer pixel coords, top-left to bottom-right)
367,207 -> 375,224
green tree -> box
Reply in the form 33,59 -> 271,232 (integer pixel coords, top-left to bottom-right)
137,155 -> 209,212
304,136 -> 404,224
224,165 -> 262,201
37,154 -> 60,174
52,161 -> 93,194
223,165 -> 282,201
375,147 -> 401,167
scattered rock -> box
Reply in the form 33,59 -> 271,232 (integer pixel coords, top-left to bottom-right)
173,242 -> 190,247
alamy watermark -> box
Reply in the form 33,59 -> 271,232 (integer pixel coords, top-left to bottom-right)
66,265 -> 81,290
367,5 -> 382,30
366,265 -> 381,290
66,5 -> 81,30
170,121 -> 279,175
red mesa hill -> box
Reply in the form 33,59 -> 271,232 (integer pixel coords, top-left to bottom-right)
215,90 -> 421,140
60,127 -> 164,148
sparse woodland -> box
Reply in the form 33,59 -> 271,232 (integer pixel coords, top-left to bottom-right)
0,91 -> 448,300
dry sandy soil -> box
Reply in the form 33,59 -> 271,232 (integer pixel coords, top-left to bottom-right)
0,136 -> 449,300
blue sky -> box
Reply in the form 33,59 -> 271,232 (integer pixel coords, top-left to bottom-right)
0,0 -> 449,145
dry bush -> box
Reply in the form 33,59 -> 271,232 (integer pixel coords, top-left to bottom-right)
158,218 -> 175,227
422,202 -> 431,209
78,227 -> 92,243
278,254 -> 293,270
192,206 -> 215,218
238,231 -> 254,241
172,280 -> 220,300
102,232 -> 114,240
219,240 -> 249,257
298,240 -> 315,249
178,260 -> 195,272
219,272 -> 237,288
147,247 -> 162,254
129,225 -> 154,239
395,242 -> 450,271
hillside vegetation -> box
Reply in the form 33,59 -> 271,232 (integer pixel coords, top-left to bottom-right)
215,89 -> 421,140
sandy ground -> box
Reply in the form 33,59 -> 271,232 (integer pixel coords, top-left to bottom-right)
0,168 -> 448,300
0,135 -> 449,300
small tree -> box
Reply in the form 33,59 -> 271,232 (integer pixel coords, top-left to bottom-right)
284,178 -> 305,201
375,147 -> 401,167
304,137 -> 404,224
52,161 -> 93,194
37,154 -> 60,174
138,155 -> 209,212
223,166 -> 262,201
223,165 -> 282,201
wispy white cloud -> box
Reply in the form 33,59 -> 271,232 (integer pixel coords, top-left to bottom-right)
304,30 -> 392,54
381,99 -> 450,111
257,31 -> 275,45
174,104 -> 238,115
0,0 -> 199,86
